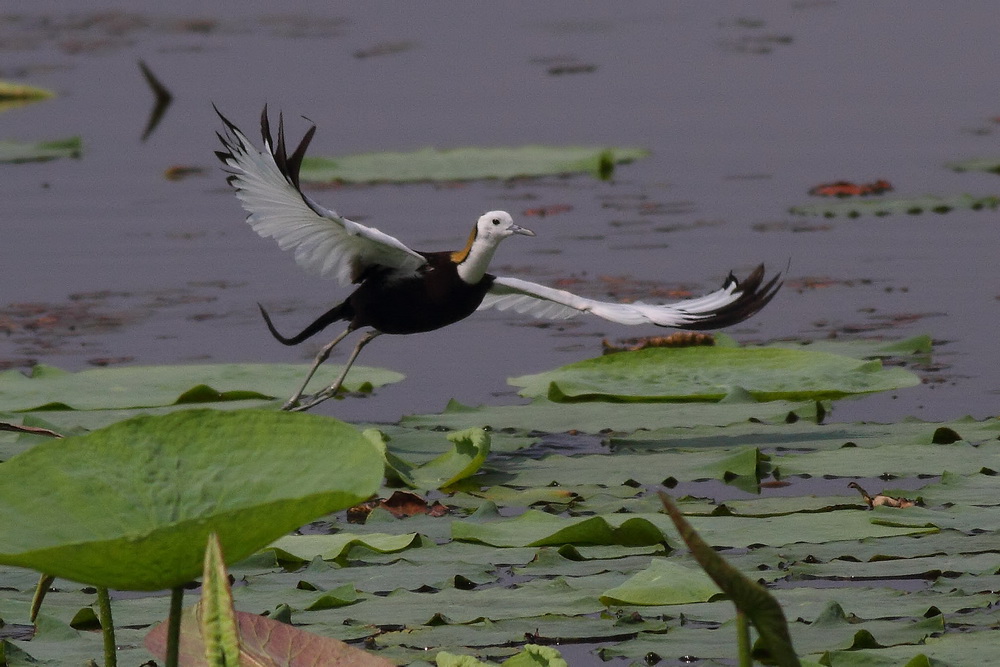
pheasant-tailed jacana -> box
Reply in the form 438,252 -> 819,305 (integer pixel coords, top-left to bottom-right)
215,108 -> 782,411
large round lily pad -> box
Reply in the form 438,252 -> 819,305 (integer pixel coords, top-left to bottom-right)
509,346 -> 920,402
0,409 -> 383,590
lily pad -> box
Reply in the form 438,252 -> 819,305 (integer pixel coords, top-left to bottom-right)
788,193 -> 1000,218
509,345 -> 919,402
0,363 -> 403,412
299,145 -> 649,183
0,409 -> 383,590
403,395 -> 823,433
0,137 -> 81,163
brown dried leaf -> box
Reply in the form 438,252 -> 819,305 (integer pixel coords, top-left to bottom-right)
602,332 -> 715,354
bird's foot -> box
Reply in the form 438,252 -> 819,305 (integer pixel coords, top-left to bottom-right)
284,388 -> 338,412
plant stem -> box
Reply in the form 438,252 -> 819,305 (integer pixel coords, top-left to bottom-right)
166,587 -> 184,667
96,586 -> 117,667
736,610 -> 752,667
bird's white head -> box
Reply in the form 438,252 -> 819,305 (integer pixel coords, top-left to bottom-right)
453,210 -> 534,284
475,211 -> 535,244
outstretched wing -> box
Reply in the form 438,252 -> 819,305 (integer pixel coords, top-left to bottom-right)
215,107 -> 427,285
480,265 -> 781,329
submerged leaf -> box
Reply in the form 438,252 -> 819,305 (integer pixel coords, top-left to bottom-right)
0,409 -> 383,590
299,145 -> 649,182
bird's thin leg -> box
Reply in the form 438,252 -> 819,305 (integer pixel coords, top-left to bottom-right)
282,327 -> 353,411
289,330 -> 382,412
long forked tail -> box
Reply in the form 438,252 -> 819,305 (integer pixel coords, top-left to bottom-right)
257,302 -> 352,346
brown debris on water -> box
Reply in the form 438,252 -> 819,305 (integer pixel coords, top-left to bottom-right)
346,490 -> 449,523
848,482 -> 920,509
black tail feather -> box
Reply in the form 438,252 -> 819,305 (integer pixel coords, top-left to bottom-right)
677,264 -> 783,331
258,302 -> 352,346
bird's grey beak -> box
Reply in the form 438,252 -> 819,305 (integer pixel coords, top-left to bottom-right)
512,224 -> 535,237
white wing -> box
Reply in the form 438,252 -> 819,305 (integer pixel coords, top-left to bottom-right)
480,266 -> 781,329
216,107 -> 427,286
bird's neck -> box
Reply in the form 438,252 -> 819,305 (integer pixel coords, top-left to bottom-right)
453,237 -> 499,284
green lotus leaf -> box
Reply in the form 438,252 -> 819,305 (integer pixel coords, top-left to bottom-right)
509,345 -> 919,402
300,145 -> 649,182
0,409 -> 383,590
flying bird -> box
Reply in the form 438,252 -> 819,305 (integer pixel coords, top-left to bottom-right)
215,108 -> 781,411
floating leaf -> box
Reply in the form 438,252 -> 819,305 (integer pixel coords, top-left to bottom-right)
452,509 -> 668,549
266,532 -> 423,563
0,409 -> 383,590
510,345 -> 919,402
789,193 -> 1000,218
0,363 -> 402,412
0,137 -> 81,163
599,559 -> 721,606
299,145 -> 649,183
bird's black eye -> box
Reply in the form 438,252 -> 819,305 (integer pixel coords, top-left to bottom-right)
492,218 -> 500,225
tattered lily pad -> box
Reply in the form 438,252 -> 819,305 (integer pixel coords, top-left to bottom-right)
299,145 -> 649,183
0,409 -> 383,590
0,137 -> 81,163
788,193 -> 1000,218
0,363 -> 403,412
372,427 -> 491,490
510,345 -> 919,402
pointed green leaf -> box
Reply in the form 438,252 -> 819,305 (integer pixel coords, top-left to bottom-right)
199,534 -> 241,666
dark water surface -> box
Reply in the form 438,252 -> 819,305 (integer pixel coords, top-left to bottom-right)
5,2 -> 1000,425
